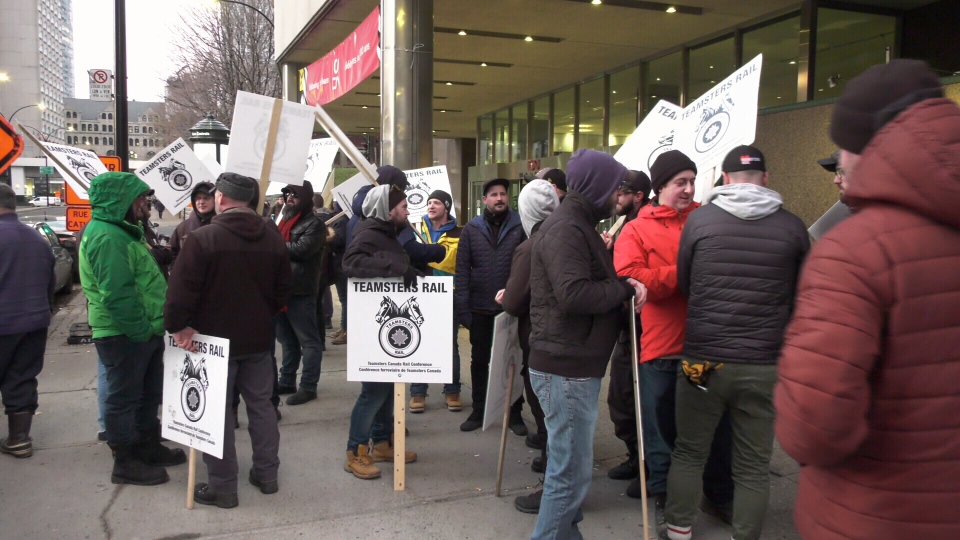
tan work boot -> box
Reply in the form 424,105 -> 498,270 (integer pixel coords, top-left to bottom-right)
328,328 -> 345,339
331,331 -> 347,345
371,440 -> 417,463
445,392 -> 463,412
344,444 -> 381,479
409,395 -> 425,414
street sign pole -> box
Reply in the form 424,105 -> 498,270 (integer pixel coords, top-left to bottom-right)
115,0 -> 129,171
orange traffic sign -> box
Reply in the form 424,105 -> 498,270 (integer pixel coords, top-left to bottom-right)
99,155 -> 122,172
66,205 -> 92,232
0,115 -> 24,175
65,182 -> 89,206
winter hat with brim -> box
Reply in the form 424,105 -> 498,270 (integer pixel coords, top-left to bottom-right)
565,148 -> 629,211
650,150 -> 697,195
216,173 -> 257,203
518,179 -> 560,237
830,59 -> 943,154
363,184 -> 406,221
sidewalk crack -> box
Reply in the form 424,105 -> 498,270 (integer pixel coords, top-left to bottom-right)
100,484 -> 122,540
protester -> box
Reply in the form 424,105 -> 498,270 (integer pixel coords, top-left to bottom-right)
536,167 -> 567,201
169,182 -> 215,258
614,150 -> 733,526
499,179 -> 559,514
164,173 -> 292,509
154,198 -> 165,219
327,201 -> 348,342
455,178 -> 526,433
313,194 -> 335,334
775,59 -> 960,540
528,149 -> 646,538
661,146 -> 809,540
341,184 -> 419,480
79,172 -> 185,486
409,189 -> 464,413
275,181 -> 326,406
0,184 -> 55,459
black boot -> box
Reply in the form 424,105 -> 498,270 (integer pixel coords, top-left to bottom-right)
110,444 -> 169,485
608,453 -> 640,480
508,407 -> 528,437
135,429 -> 186,467
0,412 -> 34,459
459,408 -> 483,432
514,489 -> 542,514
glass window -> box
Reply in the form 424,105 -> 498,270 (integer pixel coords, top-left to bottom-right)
95,137 -> 99,145
494,109 -> 509,163
552,87 -> 575,154
511,103 -> 528,161
816,9 -> 896,99
609,66 -> 639,149
689,36 -> 736,103
531,97 -> 549,159
645,51 -> 682,117
578,77 -> 604,151
744,15 -> 800,108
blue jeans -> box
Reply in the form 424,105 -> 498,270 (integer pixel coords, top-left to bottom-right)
94,334 -> 164,446
346,382 -> 393,452
276,295 -> 324,392
530,369 -> 601,540
410,320 -> 462,396
97,358 -> 107,431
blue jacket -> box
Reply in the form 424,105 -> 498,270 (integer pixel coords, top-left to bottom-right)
454,210 -> 525,326
0,213 -> 56,335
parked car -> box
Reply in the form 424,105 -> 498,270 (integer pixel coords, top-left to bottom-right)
32,222 -> 74,295
45,218 -> 80,282
29,196 -> 62,207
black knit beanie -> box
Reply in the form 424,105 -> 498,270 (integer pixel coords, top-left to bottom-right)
650,150 -> 697,195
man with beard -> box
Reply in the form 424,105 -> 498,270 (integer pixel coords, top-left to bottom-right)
455,178 -> 527,433
275,181 -> 326,406
169,182 -> 216,259
79,172 -> 185,486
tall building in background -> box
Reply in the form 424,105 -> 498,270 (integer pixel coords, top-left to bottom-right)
61,0 -> 75,98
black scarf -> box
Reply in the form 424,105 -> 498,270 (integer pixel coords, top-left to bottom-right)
483,207 -> 507,242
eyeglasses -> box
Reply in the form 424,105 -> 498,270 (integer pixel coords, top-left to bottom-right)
285,193 -> 299,200
835,167 -> 845,178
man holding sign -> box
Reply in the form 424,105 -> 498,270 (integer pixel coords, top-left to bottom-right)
165,173 -> 292,508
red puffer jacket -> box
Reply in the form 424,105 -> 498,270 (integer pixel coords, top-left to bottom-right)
775,98 -> 960,539
614,201 -> 698,362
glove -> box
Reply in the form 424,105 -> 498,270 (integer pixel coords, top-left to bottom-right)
402,266 -> 424,289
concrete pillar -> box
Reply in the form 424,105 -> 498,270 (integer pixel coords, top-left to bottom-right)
380,0 -> 433,170
281,63 -> 300,103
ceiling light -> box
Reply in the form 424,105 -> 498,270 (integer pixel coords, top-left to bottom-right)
709,65 -> 713,69
524,36 -> 533,42
440,110 -> 446,113
656,77 -> 661,81
481,62 -> 487,67
458,30 -> 467,36
666,6 -> 677,13
591,0 -> 602,4
0,72 -> 9,82
651,95 -> 657,98
612,90 -> 617,94
789,60 -> 797,65
445,81 -> 452,85
710,80 -> 715,84
777,96 -> 782,99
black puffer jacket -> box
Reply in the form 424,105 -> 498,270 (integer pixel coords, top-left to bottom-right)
342,218 -> 411,279
454,209 -> 525,327
529,191 -> 633,378
677,184 -> 809,364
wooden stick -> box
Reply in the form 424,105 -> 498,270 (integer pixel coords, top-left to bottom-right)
495,366 -> 515,497
257,99 -> 284,214
313,106 -> 378,186
608,215 -> 627,237
186,447 -> 197,510
394,382 -> 406,491
629,298 -> 652,538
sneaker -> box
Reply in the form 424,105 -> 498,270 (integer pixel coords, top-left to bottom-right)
608,456 -> 639,480
654,493 -> 667,527
459,409 -> 483,432
626,477 -> 642,499
444,392 -> 463,412
525,433 -> 546,450
249,469 -> 278,495
331,331 -> 347,345
410,395 -> 426,414
514,489 -> 542,514
344,445 -> 381,479
285,389 -> 317,406
276,384 -> 297,395
371,440 -> 417,463
194,483 -> 239,509
531,455 -> 546,474
699,494 -> 733,525
509,409 -> 528,436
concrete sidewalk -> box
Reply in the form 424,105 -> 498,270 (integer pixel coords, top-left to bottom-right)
0,291 -> 801,539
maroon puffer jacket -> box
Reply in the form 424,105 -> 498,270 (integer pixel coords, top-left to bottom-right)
775,98 -> 960,539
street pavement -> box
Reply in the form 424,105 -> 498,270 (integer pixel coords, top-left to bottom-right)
0,210 -> 802,539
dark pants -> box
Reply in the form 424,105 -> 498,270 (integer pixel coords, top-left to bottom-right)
410,319 -> 462,396
94,334 -> 164,446
519,321 -> 546,437
205,351 -> 280,493
277,294 -> 324,392
641,357 -> 733,504
335,274 -> 348,330
0,328 -> 47,414
233,319 -> 280,410
607,333 -> 638,458
347,382 -> 393,451
315,274 -> 331,348
469,312 -> 523,412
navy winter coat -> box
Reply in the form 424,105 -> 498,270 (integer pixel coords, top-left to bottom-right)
454,210 -> 525,327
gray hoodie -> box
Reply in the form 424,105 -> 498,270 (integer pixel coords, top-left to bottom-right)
704,183 -> 783,220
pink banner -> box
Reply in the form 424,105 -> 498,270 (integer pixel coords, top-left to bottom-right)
300,7 -> 380,107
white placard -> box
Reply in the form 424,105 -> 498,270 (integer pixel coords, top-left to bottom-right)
161,333 -> 229,459
330,172 -> 370,218
614,100 -> 682,176
266,137 -> 340,197
483,313 -> 524,431
404,165 -> 456,227
41,142 -> 108,199
135,138 -> 217,214
347,277 -> 453,383
225,91 -> 316,186
88,69 -> 112,101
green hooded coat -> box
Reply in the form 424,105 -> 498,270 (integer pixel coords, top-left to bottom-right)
79,172 -> 166,341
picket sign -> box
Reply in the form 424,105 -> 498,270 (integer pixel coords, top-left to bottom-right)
18,123 -> 106,199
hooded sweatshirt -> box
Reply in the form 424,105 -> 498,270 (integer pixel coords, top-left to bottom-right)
79,172 -> 167,341
169,182 -> 215,257
519,180 -> 559,237
704,183 -> 782,220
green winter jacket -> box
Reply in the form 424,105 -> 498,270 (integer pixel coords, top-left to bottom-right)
79,172 -> 166,341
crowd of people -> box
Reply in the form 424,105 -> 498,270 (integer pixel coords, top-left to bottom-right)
1,59 -> 958,539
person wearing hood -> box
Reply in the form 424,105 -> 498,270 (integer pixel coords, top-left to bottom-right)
169,182 -> 216,259
775,60 -> 960,540
274,180 -> 326,406
340,185 -> 420,480
498,179 -> 559,515
79,172 -> 185,487
614,150 -> 733,527
527,149 -> 646,538
164,173 -> 292,509
661,146 -> 808,540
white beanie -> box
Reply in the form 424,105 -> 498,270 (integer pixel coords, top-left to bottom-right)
362,184 -> 391,221
519,179 -> 559,237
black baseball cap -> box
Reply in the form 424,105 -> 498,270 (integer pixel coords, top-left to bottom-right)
621,170 -> 651,196
722,145 -> 766,173
539,168 -> 567,192
817,150 -> 840,173
482,178 -> 510,196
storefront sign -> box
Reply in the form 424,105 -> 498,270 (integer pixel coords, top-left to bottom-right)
299,7 -> 380,106
136,138 -> 216,214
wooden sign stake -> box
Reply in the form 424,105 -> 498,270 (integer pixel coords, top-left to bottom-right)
629,299 -> 652,538
186,448 -> 198,510
394,382 -> 406,491
257,99 -> 284,211
495,366 -> 516,497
